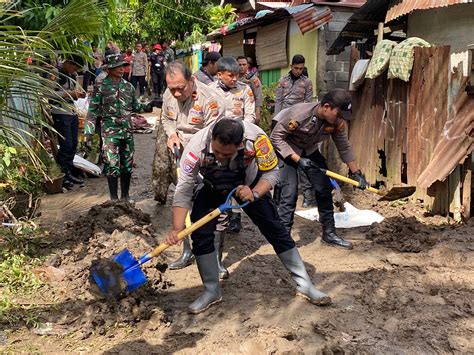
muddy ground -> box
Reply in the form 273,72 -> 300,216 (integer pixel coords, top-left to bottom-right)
1,114 -> 473,354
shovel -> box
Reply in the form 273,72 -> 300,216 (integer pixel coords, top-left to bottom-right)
318,167 -> 415,201
90,188 -> 249,298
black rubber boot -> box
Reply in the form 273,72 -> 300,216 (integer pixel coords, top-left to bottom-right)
228,212 -> 242,233
188,251 -> 222,314
278,247 -> 332,306
214,231 -> 229,280
321,225 -> 353,250
168,237 -> 195,270
67,172 -> 84,185
107,176 -> 119,200
302,196 -> 317,208
120,173 -> 132,201
62,176 -> 74,189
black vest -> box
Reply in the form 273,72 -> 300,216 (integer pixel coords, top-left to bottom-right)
200,146 -> 246,195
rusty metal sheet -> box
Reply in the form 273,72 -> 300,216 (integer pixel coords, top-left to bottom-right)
407,46 -> 450,207
386,0 -> 473,23
287,5 -> 332,34
417,78 -> 474,189
346,46 -> 452,212
347,75 -> 387,185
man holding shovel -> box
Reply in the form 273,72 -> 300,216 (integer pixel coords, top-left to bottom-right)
270,89 -> 368,250
161,61 -> 225,272
165,119 -> 332,314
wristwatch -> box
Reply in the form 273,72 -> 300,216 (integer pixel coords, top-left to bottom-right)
252,191 -> 260,201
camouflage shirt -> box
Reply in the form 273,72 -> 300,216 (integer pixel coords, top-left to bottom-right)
85,76 -> 142,137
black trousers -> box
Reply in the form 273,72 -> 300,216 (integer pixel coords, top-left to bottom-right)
52,113 -> 78,174
190,187 -> 295,256
151,71 -> 164,96
131,75 -> 146,96
278,150 -> 334,233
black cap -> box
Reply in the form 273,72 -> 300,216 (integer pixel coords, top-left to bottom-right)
202,51 -> 222,65
322,89 -> 352,120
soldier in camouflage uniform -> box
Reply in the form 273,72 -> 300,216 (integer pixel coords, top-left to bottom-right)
275,54 -> 315,208
85,54 -> 145,201
237,56 -> 263,125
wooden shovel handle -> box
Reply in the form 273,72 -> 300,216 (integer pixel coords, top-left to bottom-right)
148,208 -> 222,258
323,169 -> 384,196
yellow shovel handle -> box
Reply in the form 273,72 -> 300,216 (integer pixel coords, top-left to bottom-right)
324,169 -> 384,196
148,208 -> 222,258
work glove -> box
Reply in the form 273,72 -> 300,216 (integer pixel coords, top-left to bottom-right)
350,170 -> 368,190
298,157 -> 315,171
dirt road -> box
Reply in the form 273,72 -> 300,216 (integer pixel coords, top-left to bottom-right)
2,120 -> 473,354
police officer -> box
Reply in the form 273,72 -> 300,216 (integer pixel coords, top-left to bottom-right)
274,54 -> 313,113
210,57 -> 256,124
210,56 -> 256,233
85,54 -> 145,201
275,54 -> 315,208
165,119 -> 332,314
161,61 -> 226,272
237,56 -> 262,125
193,52 -> 222,85
271,89 -> 368,250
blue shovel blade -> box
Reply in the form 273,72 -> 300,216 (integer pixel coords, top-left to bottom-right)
91,249 -> 148,296
113,249 -> 148,294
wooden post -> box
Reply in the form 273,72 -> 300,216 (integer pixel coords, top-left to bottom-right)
449,165 -> 462,222
377,22 -> 384,43
462,153 -> 472,220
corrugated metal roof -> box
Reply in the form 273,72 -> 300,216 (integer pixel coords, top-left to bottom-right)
288,4 -> 333,33
208,4 -> 332,39
386,0 -> 473,23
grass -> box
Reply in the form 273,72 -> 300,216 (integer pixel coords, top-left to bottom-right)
0,226 -> 46,328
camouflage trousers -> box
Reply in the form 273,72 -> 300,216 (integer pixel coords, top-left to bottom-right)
102,133 -> 134,177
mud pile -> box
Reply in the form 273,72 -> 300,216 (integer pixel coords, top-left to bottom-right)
366,217 -> 445,252
42,201 -> 173,339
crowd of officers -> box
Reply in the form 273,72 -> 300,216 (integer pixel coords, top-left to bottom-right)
84,51 -> 369,315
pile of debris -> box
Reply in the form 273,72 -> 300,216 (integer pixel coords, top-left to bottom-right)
37,201 -> 172,339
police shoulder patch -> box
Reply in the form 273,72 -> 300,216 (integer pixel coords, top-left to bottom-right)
182,151 -> 199,174
253,78 -> 260,88
335,120 -> 346,133
254,134 -> 278,171
288,119 -> 300,131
